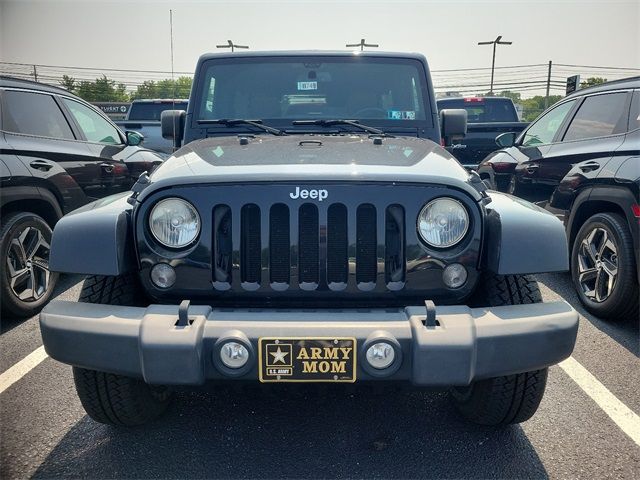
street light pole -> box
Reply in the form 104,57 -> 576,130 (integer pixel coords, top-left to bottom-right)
478,35 -> 512,95
216,40 -> 249,52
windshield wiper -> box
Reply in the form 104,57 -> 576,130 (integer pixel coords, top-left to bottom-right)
292,119 -> 393,137
197,119 -> 286,136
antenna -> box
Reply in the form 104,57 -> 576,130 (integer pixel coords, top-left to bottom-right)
346,39 -> 379,51
216,40 -> 249,52
169,9 -> 176,148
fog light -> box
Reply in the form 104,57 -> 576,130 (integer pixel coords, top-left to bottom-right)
366,342 -> 395,370
150,263 -> 176,288
443,263 -> 467,288
220,342 -> 249,369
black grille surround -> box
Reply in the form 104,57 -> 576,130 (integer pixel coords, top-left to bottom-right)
136,183 -> 483,307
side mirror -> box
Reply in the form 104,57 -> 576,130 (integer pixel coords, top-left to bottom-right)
440,109 -> 467,146
126,131 -> 144,146
161,110 -> 186,149
495,132 -> 517,148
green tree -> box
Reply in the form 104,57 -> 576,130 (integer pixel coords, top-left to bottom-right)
519,95 -> 564,122
74,75 -> 129,102
131,76 -> 193,100
59,75 -> 77,93
580,77 -> 608,88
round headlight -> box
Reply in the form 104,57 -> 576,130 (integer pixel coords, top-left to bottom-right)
418,198 -> 469,248
149,198 -> 200,248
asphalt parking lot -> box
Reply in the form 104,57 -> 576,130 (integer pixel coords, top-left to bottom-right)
1,273 -> 638,479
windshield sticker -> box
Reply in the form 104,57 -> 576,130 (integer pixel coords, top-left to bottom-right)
403,147 -> 414,158
212,146 -> 224,158
297,81 -> 318,91
388,110 -> 416,120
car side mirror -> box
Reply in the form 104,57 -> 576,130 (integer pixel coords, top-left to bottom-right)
440,109 -> 467,146
495,132 -> 517,148
161,110 -> 186,149
126,131 -> 144,146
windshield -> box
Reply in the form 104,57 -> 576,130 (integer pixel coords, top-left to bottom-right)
128,101 -> 188,121
196,57 -> 429,124
437,98 -> 518,123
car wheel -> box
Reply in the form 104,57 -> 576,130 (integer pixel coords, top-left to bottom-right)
507,174 -> 528,197
0,212 -> 58,318
74,274 -> 172,426
450,273 -> 548,425
571,212 -> 638,321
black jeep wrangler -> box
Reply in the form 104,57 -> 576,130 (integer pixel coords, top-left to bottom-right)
40,51 -> 578,427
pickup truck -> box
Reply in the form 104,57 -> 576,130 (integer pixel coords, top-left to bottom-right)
437,96 -> 528,168
116,99 -> 188,157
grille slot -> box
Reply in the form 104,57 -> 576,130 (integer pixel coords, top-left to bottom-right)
269,203 -> 290,284
212,205 -> 232,285
327,203 -> 348,286
298,203 -> 319,286
385,205 -> 405,288
356,204 -> 377,286
240,204 -> 261,285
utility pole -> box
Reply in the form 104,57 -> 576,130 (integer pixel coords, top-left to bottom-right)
477,35 -> 512,95
32,64 -> 38,82
544,60 -> 553,109
216,40 -> 249,52
346,39 -> 379,51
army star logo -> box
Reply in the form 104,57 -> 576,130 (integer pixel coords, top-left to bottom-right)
270,346 -> 288,364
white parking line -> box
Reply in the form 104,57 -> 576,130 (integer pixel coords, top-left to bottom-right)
0,345 -> 48,395
1,343 -> 639,448
559,356 -> 640,447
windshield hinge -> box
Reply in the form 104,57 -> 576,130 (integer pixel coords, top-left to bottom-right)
127,171 -> 151,205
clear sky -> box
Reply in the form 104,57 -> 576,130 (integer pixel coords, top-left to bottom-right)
1,0 -> 638,95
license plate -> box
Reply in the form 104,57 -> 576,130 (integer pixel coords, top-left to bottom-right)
258,337 -> 356,383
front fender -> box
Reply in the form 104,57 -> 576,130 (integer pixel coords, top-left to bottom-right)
484,191 -> 568,275
49,192 -> 134,275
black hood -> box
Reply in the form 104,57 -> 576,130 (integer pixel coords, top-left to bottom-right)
143,134 -> 482,201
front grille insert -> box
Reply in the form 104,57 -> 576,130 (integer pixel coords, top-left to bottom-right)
240,204 -> 261,286
212,205 -> 232,287
212,200 -> 408,293
356,204 -> 377,288
269,203 -> 290,286
385,205 -> 405,289
327,203 -> 348,287
298,203 -> 319,288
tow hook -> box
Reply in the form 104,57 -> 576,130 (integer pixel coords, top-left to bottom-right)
424,300 -> 437,327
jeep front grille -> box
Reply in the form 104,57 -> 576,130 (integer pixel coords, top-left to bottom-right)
212,202 -> 406,292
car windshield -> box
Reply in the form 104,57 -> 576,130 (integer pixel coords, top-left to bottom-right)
196,56 -> 429,125
128,101 -> 188,121
437,98 -> 518,123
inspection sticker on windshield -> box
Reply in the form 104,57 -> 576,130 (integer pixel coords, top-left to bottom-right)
297,81 -> 318,91
388,110 -> 416,120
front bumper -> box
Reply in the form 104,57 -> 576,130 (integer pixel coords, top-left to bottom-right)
40,300 -> 578,386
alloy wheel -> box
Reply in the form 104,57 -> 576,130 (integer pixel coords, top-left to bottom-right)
6,226 -> 52,302
577,227 -> 618,303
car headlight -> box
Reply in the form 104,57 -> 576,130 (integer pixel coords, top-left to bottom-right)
149,198 -> 200,248
417,198 -> 469,248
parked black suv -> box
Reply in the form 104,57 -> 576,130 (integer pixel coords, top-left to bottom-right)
0,76 -> 163,317
477,77 -> 639,320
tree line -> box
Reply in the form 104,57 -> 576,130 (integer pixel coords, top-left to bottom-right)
59,74 -> 607,120
59,74 -> 193,102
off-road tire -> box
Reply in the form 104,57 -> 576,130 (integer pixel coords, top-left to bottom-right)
571,212 -> 638,321
74,273 -> 171,426
73,367 -> 171,426
451,273 -> 548,426
79,273 -> 147,306
1,212 -> 58,318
